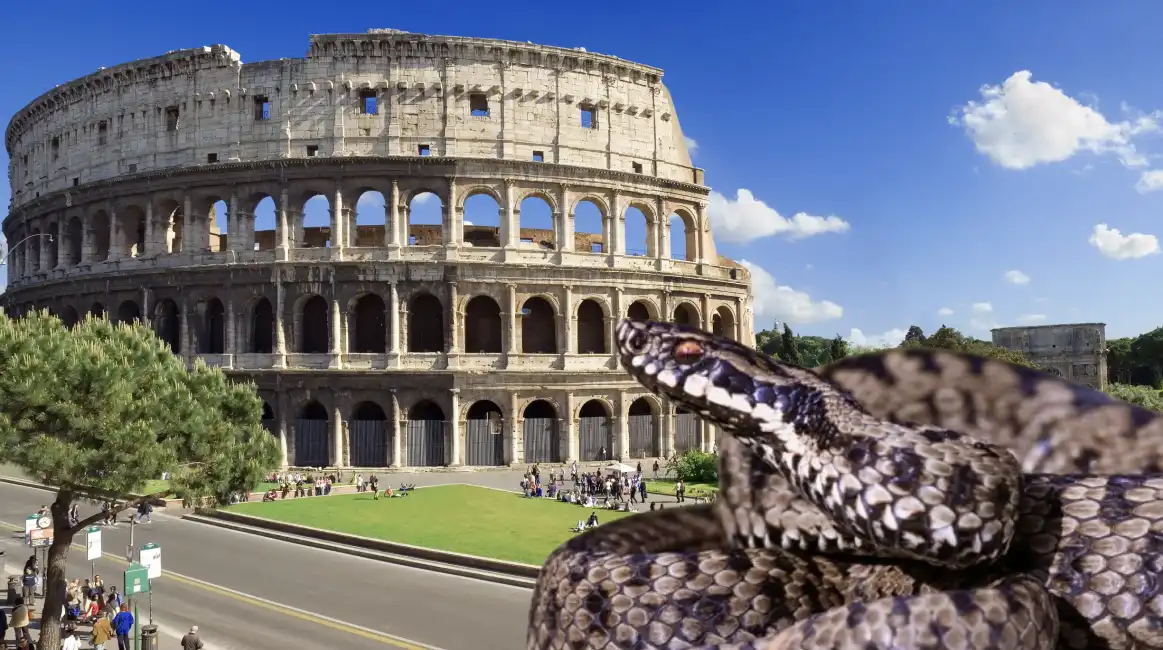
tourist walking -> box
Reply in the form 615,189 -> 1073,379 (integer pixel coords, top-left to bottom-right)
181,625 -> 205,650
9,597 -> 31,645
112,603 -> 134,650
91,612 -> 115,649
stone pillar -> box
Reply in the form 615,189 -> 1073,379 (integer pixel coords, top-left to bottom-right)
662,398 -> 675,457
389,281 -> 400,353
276,393 -> 290,468
612,288 -> 624,359
277,187 -> 291,255
80,217 -> 93,265
332,403 -> 344,467
611,193 -> 624,255
329,295 -> 342,368
505,283 -> 518,356
695,202 -> 707,264
443,177 -> 458,247
565,392 -> 577,462
448,388 -> 461,466
446,282 -> 459,353
142,288 -> 153,327
179,297 -> 191,357
563,285 -> 574,355
617,391 -> 630,460
225,300 -> 237,355
182,194 -> 195,253
228,193 -> 243,253
38,234 -> 49,271
558,184 -> 573,252
330,188 -> 345,250
389,181 -> 402,247
663,290 -> 673,323
109,206 -> 124,261
702,293 -> 712,330
509,391 -> 521,465
390,390 -> 401,467
274,270 -> 287,367
653,197 -> 665,260
502,180 -> 517,248
144,204 -> 156,257
735,296 -> 744,342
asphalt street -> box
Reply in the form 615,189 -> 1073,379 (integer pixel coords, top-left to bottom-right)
0,481 -> 532,650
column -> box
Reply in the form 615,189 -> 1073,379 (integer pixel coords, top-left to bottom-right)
225,300 -> 237,356
38,234 -> 49,272
617,391 -> 630,460
611,192 -> 624,255
612,288 -> 624,362
274,270 -> 287,367
144,204 -> 156,256
80,217 -> 93,265
109,206 -> 124,261
508,391 -> 520,465
276,393 -> 290,468
662,398 -> 675,456
388,181 -> 402,247
653,197 -> 665,260
558,184 -> 573,252
141,288 -> 153,327
564,392 -> 577,462
277,187 -> 291,254
562,285 -> 574,355
695,202 -> 707,264
389,280 -> 401,353
442,177 -> 458,246
446,282 -> 459,353
329,295 -> 342,368
332,403 -> 344,467
502,180 -> 517,248
663,290 -> 673,323
228,192 -> 244,253
449,388 -> 461,466
330,188 -> 345,250
505,283 -> 518,355
182,194 -> 195,253
390,390 -> 402,467
702,293 -> 712,330
734,296 -> 744,342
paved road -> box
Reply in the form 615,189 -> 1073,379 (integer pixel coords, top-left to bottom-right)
0,482 -> 532,650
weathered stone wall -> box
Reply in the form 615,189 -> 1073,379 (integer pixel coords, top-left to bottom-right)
991,323 -> 1107,390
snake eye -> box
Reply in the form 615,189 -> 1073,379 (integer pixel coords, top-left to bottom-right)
673,340 -> 705,365
627,331 -> 649,353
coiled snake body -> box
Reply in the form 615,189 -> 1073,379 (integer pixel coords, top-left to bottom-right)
527,320 -> 1163,650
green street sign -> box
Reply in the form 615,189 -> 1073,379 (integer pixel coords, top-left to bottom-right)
124,563 -> 150,595
87,526 -> 101,534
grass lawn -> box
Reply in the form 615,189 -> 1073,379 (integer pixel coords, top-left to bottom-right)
227,484 -> 637,565
643,479 -> 718,498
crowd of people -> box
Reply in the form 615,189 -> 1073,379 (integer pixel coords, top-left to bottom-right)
520,459 -> 664,512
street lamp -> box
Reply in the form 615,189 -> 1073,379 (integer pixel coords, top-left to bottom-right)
0,233 -> 54,267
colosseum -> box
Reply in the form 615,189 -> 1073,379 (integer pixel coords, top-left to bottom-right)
2,30 -> 753,470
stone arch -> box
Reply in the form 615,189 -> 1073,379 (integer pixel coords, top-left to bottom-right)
672,301 -> 700,326
516,189 -> 559,213
668,207 -> 698,262
465,399 -> 505,466
247,194 -> 278,251
350,293 -> 387,353
408,292 -> 444,353
65,216 -> 83,265
570,194 -> 610,219
522,398 -> 559,419
464,294 -> 502,353
88,302 -> 107,320
119,205 -> 148,257
199,297 -> 226,354
626,299 -> 658,321
250,297 -> 275,354
403,187 -> 446,247
521,296 -> 557,354
153,298 -> 180,353
578,398 -> 614,461
521,398 -> 560,463
189,192 -> 228,252
576,298 -> 607,354
406,398 -> 446,468
349,400 -> 390,468
89,210 -> 111,262
351,186 -> 388,234
627,396 -> 661,459
712,306 -> 737,340
294,400 -> 330,467
59,305 -> 80,328
517,194 -> 556,250
572,198 -> 606,254
298,190 -> 333,248
299,294 -> 330,354
116,300 -> 141,324
155,197 -> 183,253
461,188 -> 503,247
623,204 -> 652,257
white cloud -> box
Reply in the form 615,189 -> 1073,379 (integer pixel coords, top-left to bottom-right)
1004,269 -> 1030,285
463,220 -> 473,226
846,327 -> 907,349
1017,314 -> 1047,324
949,70 -> 1157,170
413,192 -> 434,205
741,260 -> 843,326
937,307 -> 954,316
970,317 -> 999,332
709,189 -> 851,244
683,136 -> 698,155
1136,170 -> 1163,194
1089,223 -> 1160,260
972,302 -> 994,313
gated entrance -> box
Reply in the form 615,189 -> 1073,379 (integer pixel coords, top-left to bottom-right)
261,402 -> 276,437
522,399 -> 560,463
627,398 -> 658,458
578,400 -> 613,461
674,408 -> 699,454
407,400 -> 446,467
294,401 -> 329,466
350,401 -> 390,467
466,401 -> 505,466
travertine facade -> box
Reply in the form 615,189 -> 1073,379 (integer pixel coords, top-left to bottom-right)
991,323 -> 1107,390
2,31 -> 751,470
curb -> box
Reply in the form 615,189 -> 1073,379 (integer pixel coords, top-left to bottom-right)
187,508 -> 541,589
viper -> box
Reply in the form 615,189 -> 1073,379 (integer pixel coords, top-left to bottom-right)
526,319 -> 1163,650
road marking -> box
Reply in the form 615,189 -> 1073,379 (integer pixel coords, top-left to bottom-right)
0,521 -> 443,650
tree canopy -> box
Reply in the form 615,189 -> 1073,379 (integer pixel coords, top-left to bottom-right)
0,310 -> 279,649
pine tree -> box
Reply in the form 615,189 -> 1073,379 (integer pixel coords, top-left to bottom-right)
828,335 -> 848,362
0,310 -> 280,649
780,323 -> 801,365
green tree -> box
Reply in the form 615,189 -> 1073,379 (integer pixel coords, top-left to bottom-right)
904,325 -> 926,345
755,323 -> 781,358
1106,337 -> 1136,385
780,323 -> 801,365
0,311 -> 280,650
1105,383 -> 1163,412
828,335 -> 848,363
898,324 -> 1041,368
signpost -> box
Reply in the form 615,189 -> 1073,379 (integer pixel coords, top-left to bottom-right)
86,526 -> 102,580
138,543 -> 161,627
124,563 -> 150,650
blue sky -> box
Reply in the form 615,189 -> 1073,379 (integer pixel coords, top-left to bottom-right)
3,1 -> 1162,344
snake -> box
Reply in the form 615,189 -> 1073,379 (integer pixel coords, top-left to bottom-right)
526,319 -> 1163,650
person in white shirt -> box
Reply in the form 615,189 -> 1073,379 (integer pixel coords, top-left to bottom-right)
61,626 -> 82,650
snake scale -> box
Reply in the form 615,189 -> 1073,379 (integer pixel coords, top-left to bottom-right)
527,319 -> 1163,650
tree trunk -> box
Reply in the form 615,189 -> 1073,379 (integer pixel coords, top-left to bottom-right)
37,491 -> 74,650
